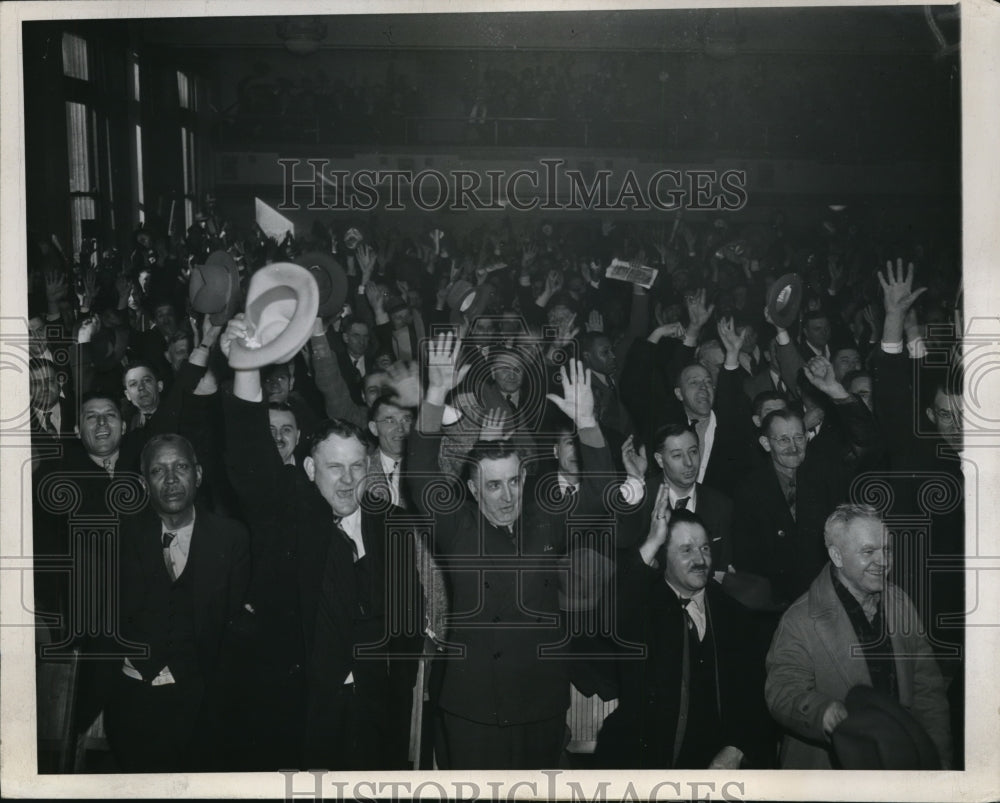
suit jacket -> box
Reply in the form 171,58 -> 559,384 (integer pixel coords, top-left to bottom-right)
223,393 -> 422,689
112,504 -> 250,684
594,551 -> 771,768
406,402 -> 616,726
30,395 -> 77,438
765,565 -> 952,769
731,455 -> 846,607
743,365 -> 787,403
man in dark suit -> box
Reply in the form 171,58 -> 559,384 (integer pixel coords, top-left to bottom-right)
365,395 -> 413,510
406,338 -> 615,769
732,357 -> 877,607
578,331 -> 630,444
330,316 -> 373,407
101,433 -> 249,772
222,314 -> 423,771
595,508 -> 771,769
615,422 -> 733,573
29,357 -> 75,438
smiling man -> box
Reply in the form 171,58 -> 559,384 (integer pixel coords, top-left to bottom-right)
765,504 -> 951,769
595,506 -> 770,769
221,314 -> 422,771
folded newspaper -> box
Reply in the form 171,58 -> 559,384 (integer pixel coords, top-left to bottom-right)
605,258 -> 659,289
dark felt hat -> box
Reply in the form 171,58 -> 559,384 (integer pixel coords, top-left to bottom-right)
189,250 -> 242,325
766,272 -> 804,330
294,251 -> 348,319
832,685 -> 942,770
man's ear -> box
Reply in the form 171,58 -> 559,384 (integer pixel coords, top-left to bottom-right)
466,478 -> 479,502
752,415 -> 762,429
294,430 -> 301,446
827,542 -> 843,568
157,381 -> 164,393
653,451 -> 664,470
758,434 -> 772,453
368,421 -> 379,439
925,406 -> 936,426
74,425 -> 81,438
195,464 -> 204,488
673,387 -> 684,404
303,456 -> 316,482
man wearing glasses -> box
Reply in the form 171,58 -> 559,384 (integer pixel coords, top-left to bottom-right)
367,395 -> 414,509
731,355 -> 877,608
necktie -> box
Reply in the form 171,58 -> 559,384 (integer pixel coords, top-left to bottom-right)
102,457 -> 113,476
675,496 -> 690,510
42,411 -> 54,433
505,394 -> 518,412
679,597 -> 695,631
606,375 -> 616,395
786,478 -> 797,521
162,532 -> 177,581
563,484 -> 577,501
335,518 -> 359,563
387,460 -> 399,484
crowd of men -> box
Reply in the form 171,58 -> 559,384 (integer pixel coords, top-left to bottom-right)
28,206 -> 965,772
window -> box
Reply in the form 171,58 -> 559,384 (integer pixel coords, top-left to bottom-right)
62,33 -> 89,80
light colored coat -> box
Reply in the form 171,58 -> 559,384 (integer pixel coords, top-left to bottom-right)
765,564 -> 952,769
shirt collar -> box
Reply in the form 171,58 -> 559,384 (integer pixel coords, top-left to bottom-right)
666,484 -> 697,509
665,581 -> 706,613
557,472 -> 578,493
160,508 -> 196,545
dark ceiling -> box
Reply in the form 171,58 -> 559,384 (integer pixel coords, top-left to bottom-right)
132,6 -> 957,55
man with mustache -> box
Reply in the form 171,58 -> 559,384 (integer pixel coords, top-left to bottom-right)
765,503 -> 951,769
595,505 -> 770,769
731,355 -> 877,608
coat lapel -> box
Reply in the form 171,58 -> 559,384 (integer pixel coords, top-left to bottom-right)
810,569 -> 872,690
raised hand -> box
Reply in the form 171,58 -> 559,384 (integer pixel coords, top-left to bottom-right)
622,434 -> 648,480
553,313 -> 580,346
480,407 -> 507,442
828,255 -> 845,293
426,332 -> 470,397
545,269 -> 564,295
386,360 -> 422,409
545,359 -> 596,429
356,243 -> 377,280
716,316 -> 746,356
77,315 -> 100,345
640,483 -> 672,566
878,258 -> 926,319
201,317 -> 223,349
364,281 -> 385,312
803,355 -> 848,400
585,309 -> 604,333
115,272 -> 132,307
45,270 -> 68,304
81,272 -> 98,309
220,313 -> 250,363
685,287 -> 715,334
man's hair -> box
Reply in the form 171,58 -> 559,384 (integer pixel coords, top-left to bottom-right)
140,433 -> 198,476
672,360 -> 710,390
368,393 -> 409,422
576,330 -> 609,358
165,329 -> 192,348
343,316 -> 369,334
802,308 -> 830,324
665,508 -> 710,549
79,390 -> 121,414
465,438 -> 528,482
653,420 -> 699,453
308,418 -> 368,456
823,502 -> 882,548
760,407 -> 803,437
123,359 -> 159,383
262,360 -> 294,381
752,390 -> 787,420
267,401 -> 297,421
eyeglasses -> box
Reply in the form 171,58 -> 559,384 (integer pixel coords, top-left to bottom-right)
767,434 -> 806,447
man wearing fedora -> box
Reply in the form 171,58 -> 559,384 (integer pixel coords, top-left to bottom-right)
765,503 -> 951,769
